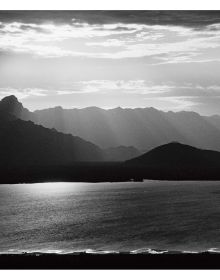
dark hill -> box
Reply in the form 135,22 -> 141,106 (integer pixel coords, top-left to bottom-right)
0,95 -> 140,162
0,119 -> 104,166
127,142 -> 220,168
0,96 -> 104,166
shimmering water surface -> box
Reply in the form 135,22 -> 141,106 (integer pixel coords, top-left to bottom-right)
1,181 -> 220,253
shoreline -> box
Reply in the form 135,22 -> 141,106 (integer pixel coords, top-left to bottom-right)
2,163 -> 220,184
2,178 -> 220,185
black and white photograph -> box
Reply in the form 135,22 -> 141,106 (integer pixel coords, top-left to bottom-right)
1,8 -> 220,269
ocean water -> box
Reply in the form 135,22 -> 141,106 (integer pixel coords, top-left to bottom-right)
1,181 -> 220,254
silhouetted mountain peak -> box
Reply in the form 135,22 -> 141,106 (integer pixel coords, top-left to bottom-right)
127,142 -> 220,168
139,142 -> 200,161
1,95 -> 20,109
0,95 -> 23,117
0,95 -> 33,121
154,142 -> 198,152
1,95 -> 18,103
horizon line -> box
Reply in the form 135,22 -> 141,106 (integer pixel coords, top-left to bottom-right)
3,94 -> 219,117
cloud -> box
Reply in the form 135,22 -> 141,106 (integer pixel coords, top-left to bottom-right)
1,82 -> 220,114
54,81 -> 220,97
0,21 -> 142,41
2,81 -> 220,100
0,88 -> 47,99
56,80 -> 175,95
86,39 -> 126,47
1,18 -> 220,63
1,11 -> 220,28
143,96 -> 199,111
0,21 -> 142,57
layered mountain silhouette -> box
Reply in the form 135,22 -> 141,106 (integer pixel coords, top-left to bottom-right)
4,95 -> 220,153
0,95 -> 139,163
28,103 -> 220,152
0,119 -> 106,166
0,95 -> 32,121
0,96 -> 141,161
127,142 -> 220,168
1,95 -> 220,182
0,96 -> 105,166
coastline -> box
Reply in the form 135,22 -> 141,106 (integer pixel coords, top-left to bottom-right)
2,163 -> 220,184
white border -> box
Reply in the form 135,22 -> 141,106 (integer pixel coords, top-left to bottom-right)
1,2 -> 220,278
1,270 -> 220,280
0,0 -> 220,10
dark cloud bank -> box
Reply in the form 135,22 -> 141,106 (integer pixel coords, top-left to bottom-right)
1,11 -> 220,28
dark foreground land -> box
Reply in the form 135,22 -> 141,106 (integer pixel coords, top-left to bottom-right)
1,252 -> 220,269
1,163 -> 220,184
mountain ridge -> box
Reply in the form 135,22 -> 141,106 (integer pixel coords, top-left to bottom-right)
3,94 -> 217,117
0,118 -> 105,166
126,142 -> 220,168
32,101 -> 220,151
3,95 -> 220,153
0,95 -> 140,162
0,96 -> 106,165
1,95 -> 220,182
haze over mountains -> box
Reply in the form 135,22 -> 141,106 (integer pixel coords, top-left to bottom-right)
0,96 -> 105,166
33,107 -> 220,152
1,95 -> 220,182
0,118 -> 105,166
8,95 -> 220,152
0,95 -> 140,163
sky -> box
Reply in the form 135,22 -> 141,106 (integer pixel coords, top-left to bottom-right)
0,11 -> 220,115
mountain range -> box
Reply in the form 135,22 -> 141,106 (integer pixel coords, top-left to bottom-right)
0,101 -> 105,167
1,94 -> 220,182
0,95 -> 141,164
8,95 -> 220,152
